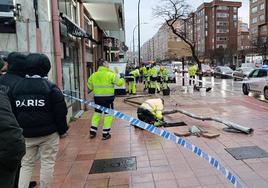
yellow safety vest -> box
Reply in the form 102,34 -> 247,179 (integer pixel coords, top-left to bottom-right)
87,66 -> 124,97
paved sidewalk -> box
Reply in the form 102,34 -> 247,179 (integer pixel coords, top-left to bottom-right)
32,83 -> 268,188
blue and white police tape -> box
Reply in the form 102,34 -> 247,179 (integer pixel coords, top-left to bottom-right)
63,93 -> 244,188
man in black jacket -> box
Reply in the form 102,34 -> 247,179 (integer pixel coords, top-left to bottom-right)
0,85 -> 25,188
0,52 -> 37,188
12,53 -> 68,188
0,52 -> 27,100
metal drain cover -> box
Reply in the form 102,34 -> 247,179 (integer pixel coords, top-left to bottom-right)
89,156 -> 137,174
225,146 -> 268,160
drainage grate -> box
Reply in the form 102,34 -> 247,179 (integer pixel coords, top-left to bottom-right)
225,146 -> 268,160
89,156 -> 137,174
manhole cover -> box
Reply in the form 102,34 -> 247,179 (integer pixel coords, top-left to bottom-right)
225,146 -> 268,160
89,156 -> 137,174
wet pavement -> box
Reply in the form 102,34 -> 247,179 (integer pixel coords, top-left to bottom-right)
32,76 -> 268,188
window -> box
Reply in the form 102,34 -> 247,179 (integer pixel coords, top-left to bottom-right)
251,17 -> 257,24
217,21 -> 228,26
216,28 -> 229,33
217,36 -> 227,41
216,44 -> 227,48
249,70 -> 259,78
260,3 -> 265,10
251,6 -> 257,13
234,21 -> 237,28
233,7 -> 238,13
259,15 -> 265,22
257,70 -> 267,77
260,25 -> 267,33
217,6 -> 229,10
217,13 -> 229,18
233,15 -> 237,20
251,0 -> 257,3
251,27 -> 257,34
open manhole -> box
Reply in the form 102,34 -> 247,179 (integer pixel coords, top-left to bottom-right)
162,121 -> 187,127
225,146 -> 268,160
89,156 -> 137,174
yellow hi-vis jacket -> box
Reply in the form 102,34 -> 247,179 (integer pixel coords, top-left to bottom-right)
130,69 -> 140,77
149,66 -> 158,77
141,98 -> 163,120
188,65 -> 197,76
87,66 -> 124,97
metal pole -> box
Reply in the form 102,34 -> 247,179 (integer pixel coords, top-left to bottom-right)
133,25 -> 137,64
182,57 -> 185,86
138,0 -> 141,66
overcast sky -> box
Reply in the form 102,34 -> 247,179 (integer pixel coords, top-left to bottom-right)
124,0 -> 249,50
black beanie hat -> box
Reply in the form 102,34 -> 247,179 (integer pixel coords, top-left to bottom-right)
26,53 -> 51,77
7,52 -> 27,76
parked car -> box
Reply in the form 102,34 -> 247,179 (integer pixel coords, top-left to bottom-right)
232,67 -> 254,81
242,68 -> 268,100
200,64 -> 214,77
213,66 -> 233,78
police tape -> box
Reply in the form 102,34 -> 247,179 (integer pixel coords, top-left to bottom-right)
63,93 -> 244,188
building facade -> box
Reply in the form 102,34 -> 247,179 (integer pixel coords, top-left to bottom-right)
237,21 -> 250,64
0,0 -> 126,118
141,23 -> 191,62
249,0 -> 268,60
195,0 -> 241,65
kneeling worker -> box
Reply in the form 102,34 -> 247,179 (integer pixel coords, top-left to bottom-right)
137,98 -> 164,127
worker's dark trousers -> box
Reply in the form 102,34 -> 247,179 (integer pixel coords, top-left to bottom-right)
137,107 -> 156,124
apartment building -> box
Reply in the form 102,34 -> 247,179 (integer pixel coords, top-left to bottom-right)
249,0 -> 268,60
250,0 -> 268,40
0,0 -> 126,117
141,23 -> 191,62
237,21 -> 250,64
195,0 -> 241,65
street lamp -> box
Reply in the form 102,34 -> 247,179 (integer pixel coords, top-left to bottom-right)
133,22 -> 147,65
138,0 -> 141,66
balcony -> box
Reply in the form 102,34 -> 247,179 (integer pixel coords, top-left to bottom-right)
83,0 -> 125,42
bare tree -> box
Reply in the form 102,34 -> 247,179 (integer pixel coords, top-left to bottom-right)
153,0 -> 203,85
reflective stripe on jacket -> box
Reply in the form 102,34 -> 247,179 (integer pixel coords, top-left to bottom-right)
87,66 -> 124,97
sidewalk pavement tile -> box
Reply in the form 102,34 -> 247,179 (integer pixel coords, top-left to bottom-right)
28,83 -> 268,188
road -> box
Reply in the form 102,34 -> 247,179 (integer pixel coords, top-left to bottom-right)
177,75 -> 267,102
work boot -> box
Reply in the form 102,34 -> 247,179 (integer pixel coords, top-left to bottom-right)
90,133 -> 96,139
29,181 -> 37,188
102,134 -> 111,140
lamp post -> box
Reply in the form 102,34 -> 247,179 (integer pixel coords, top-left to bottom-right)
138,0 -> 141,66
133,22 -> 147,65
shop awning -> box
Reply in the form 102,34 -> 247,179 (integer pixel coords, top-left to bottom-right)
60,13 -> 98,43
